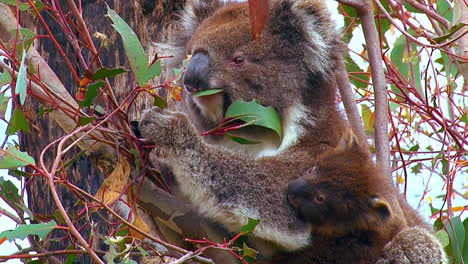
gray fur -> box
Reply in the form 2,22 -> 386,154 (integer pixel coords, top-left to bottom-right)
141,0 -> 448,262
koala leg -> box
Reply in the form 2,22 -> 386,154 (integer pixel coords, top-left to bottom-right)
376,226 -> 447,264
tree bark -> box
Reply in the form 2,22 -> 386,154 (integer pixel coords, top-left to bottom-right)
20,0 -> 186,260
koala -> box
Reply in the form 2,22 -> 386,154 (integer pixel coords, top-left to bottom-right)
281,132 -> 417,263
147,0 -> 346,252
141,0 -> 447,262
160,0 -> 346,157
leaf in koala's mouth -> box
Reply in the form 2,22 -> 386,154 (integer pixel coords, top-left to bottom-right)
194,89 -> 224,97
225,99 -> 282,138
226,133 -> 260,145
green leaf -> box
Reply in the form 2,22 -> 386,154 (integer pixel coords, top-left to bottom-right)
435,229 -> 450,248
344,55 -> 369,89
8,169 -> 30,180
34,0 -> 45,11
93,67 -> 126,80
0,176 -> 21,205
390,35 -> 422,98
462,218 -> 468,263
0,71 -> 12,86
142,60 -> 162,83
409,144 -> 420,151
411,163 -> 422,174
360,104 -> 374,136
240,218 -> 260,234
106,6 -> 147,86
77,116 -> 96,126
0,0 -> 30,11
0,144 -> 35,169
16,51 -> 28,105
436,0 -> 453,22
242,242 -> 258,260
194,89 -> 224,97
446,216 -> 465,264
11,28 -> 36,53
225,100 -> 282,138
37,106 -> 53,118
461,113 -> 468,124
153,94 -> 167,109
226,133 -> 260,145
7,108 -> 30,135
434,24 -> 466,44
64,245 -> 77,264
78,81 -> 104,108
0,93 -> 10,118
402,2 -> 424,13
0,221 -> 56,241
130,149 -> 141,170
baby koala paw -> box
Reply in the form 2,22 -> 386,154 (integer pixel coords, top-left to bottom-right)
139,107 -> 192,148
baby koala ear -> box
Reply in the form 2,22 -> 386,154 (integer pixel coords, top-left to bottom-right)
338,128 -> 365,154
370,197 -> 392,220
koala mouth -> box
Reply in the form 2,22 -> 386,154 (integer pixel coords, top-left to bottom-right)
191,91 -> 232,124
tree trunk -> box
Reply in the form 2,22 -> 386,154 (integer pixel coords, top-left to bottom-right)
20,0 -> 185,260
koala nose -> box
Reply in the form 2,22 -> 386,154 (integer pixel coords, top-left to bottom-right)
287,177 -> 308,208
183,53 -> 210,93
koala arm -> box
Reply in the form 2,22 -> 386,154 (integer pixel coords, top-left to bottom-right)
376,226 -> 447,264
138,107 -> 311,251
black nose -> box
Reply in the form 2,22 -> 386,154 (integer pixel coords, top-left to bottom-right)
183,53 -> 210,93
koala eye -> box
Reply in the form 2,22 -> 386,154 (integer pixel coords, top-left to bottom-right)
232,56 -> 245,65
314,194 -> 325,203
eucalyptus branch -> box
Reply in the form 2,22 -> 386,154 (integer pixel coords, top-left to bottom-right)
335,56 -> 367,145
336,0 -> 391,177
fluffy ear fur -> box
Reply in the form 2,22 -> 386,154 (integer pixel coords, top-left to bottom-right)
267,0 -> 342,77
370,197 -> 392,221
158,0 -> 224,73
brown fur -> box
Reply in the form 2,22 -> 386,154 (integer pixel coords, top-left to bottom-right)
281,132 -> 407,263
143,0 -> 347,253
161,0 -> 345,155
141,0 -> 447,262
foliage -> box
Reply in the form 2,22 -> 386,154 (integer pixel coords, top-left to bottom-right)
0,0 -> 466,263
339,1 -> 467,262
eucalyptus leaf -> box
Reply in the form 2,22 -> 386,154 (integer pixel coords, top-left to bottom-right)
446,216 -> 465,264
93,67 -> 126,80
6,108 -> 30,135
195,89 -> 224,97
77,116 -> 96,126
78,81 -> 104,107
0,221 -> 56,241
106,6 -> 147,86
241,218 -> 260,234
0,71 -> 12,86
16,51 -> 27,105
226,133 -> 260,145
0,144 -> 35,169
225,100 -> 282,138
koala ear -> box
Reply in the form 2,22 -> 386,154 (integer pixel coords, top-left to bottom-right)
338,129 -> 363,154
182,0 -> 223,33
267,0 -> 339,75
370,197 -> 392,220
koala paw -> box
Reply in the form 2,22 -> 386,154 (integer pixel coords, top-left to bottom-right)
376,227 -> 447,264
139,107 -> 192,148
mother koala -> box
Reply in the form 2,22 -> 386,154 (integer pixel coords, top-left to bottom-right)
139,0 -> 446,263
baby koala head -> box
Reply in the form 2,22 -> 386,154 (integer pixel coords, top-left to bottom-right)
287,130 -> 396,237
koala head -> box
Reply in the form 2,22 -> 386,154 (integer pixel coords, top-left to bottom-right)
163,0 -> 343,143
287,131 -> 396,236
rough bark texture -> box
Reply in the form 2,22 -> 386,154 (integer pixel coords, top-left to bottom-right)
20,0 -> 185,260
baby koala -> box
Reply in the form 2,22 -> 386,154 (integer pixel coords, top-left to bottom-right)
283,132 -> 408,264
